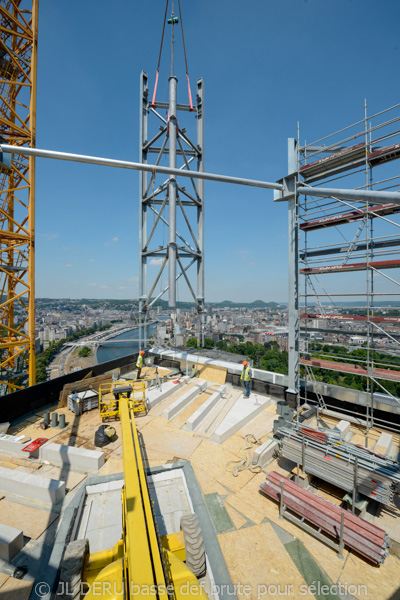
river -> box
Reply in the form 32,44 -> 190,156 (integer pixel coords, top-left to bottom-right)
96,322 -> 158,364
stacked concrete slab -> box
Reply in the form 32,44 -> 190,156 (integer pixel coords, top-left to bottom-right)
183,385 -> 226,432
146,377 -> 189,409
39,443 -> 105,471
163,380 -> 207,420
0,523 -> 23,561
212,395 -> 271,444
0,466 -> 65,505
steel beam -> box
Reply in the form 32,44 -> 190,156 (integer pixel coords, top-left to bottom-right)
288,139 -> 299,396
0,144 -> 283,191
297,185 -> 400,205
168,75 -> 178,307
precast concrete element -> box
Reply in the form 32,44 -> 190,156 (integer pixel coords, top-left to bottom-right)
0,437 -> 33,457
212,395 -> 271,445
183,385 -> 226,431
334,420 -> 351,441
146,377 -> 188,410
252,438 -> 279,469
0,466 -> 65,504
375,432 -> 393,457
39,443 -> 105,471
163,380 -> 207,421
0,523 -> 23,561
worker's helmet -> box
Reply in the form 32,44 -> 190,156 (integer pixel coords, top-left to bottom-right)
140,350 -> 145,355
243,360 -> 247,366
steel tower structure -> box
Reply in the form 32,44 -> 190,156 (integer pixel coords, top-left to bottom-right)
0,0 -> 38,392
138,1 -> 205,341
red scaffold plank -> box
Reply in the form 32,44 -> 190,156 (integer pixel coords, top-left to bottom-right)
301,259 -> 400,275
300,203 -> 400,231
301,312 -> 400,324
260,479 -> 385,563
300,357 -> 400,382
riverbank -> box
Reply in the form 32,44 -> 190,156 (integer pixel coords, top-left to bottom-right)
96,321 -> 158,364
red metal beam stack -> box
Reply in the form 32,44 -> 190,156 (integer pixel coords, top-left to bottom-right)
260,471 -> 390,565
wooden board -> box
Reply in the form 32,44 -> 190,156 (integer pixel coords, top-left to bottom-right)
224,502 -> 248,530
218,523 -> 314,599
197,364 -> 226,385
58,373 -> 112,407
0,577 -> 33,600
139,416 -> 202,461
0,500 -> 58,539
189,439 -> 255,494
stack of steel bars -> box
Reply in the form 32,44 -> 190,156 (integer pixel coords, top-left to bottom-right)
260,471 -> 391,565
278,426 -> 400,505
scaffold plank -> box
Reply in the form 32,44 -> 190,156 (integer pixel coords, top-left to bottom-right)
301,259 -> 400,275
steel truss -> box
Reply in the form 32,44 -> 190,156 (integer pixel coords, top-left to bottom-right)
139,71 -> 204,316
0,0 -> 37,393
290,101 -> 400,435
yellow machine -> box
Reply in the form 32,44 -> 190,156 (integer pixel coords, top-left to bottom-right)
99,380 -> 147,419
61,395 -> 209,600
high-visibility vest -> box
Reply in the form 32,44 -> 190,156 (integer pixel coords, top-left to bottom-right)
241,366 -> 251,381
136,355 -> 143,368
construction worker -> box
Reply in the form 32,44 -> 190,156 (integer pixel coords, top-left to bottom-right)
241,360 -> 252,398
136,350 -> 145,379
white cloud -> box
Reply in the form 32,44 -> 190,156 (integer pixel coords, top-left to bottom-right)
64,264 -> 73,268
88,258 -> 96,263
98,285 -> 111,289
88,283 -> 97,287
104,236 -> 119,246
118,286 -> 129,290
150,258 -> 163,266
127,276 -> 139,282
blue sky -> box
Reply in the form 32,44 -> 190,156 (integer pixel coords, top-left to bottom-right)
34,0 -> 400,302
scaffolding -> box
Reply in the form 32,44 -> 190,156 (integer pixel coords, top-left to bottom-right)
294,101 -> 400,436
0,0 -> 38,393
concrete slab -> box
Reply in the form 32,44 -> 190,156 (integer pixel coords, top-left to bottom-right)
334,420 -> 351,441
252,438 -> 279,469
212,395 -> 271,444
183,385 -> 225,431
146,377 -> 189,409
39,443 -> 105,471
0,523 -> 23,561
0,466 -> 65,505
163,380 -> 207,420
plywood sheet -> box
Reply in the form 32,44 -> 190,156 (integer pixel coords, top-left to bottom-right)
139,417 -> 202,460
189,439 -> 255,494
220,434 -> 249,459
224,502 -> 247,530
218,523 -> 314,599
192,466 -> 233,496
197,364 -> 226,385
99,458 -> 124,476
0,572 -> 9,589
236,410 -> 277,440
0,500 -> 58,539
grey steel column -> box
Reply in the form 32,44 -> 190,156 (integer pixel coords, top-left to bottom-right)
168,74 -> 178,308
139,72 -> 148,330
288,138 -> 299,395
197,78 -> 205,344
